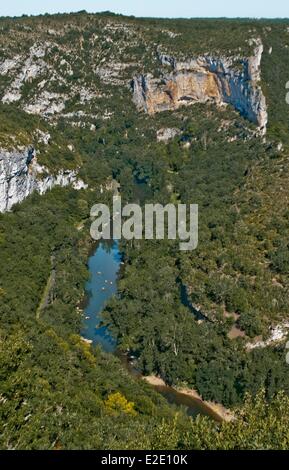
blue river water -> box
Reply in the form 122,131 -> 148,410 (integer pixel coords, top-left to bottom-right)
82,241 -> 222,421
81,241 -> 121,352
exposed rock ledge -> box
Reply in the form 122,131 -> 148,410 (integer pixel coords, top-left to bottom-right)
0,147 -> 87,212
246,321 -> 289,351
132,40 -> 267,134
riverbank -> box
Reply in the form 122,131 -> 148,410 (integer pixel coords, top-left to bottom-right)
82,241 -> 233,422
143,375 -> 234,422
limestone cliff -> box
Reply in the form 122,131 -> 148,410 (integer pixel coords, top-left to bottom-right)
132,40 -> 268,134
0,147 -> 87,212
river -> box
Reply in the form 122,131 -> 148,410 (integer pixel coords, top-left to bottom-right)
82,241 -> 221,421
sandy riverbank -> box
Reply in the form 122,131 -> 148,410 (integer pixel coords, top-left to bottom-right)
143,375 -> 234,422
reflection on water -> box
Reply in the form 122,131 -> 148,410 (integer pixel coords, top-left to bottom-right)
82,241 -> 220,421
81,241 -> 121,352
153,385 -> 222,421
118,353 -> 221,421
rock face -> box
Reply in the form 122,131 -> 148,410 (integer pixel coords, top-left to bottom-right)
156,127 -> 181,142
0,147 -> 87,212
132,40 -> 268,134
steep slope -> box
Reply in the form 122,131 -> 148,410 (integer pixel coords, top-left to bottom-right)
133,40 -> 267,133
0,12 -> 289,449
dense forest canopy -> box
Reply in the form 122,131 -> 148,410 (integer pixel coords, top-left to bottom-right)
0,12 -> 289,449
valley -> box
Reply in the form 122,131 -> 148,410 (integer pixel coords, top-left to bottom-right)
0,12 -> 289,450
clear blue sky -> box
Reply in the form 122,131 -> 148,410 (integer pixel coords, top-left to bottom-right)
0,0 -> 288,19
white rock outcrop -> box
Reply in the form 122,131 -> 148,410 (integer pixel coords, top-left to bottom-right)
0,147 -> 87,212
132,40 -> 268,134
156,128 -> 181,142
2,44 -> 50,105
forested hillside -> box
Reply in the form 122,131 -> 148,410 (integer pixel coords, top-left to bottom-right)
0,12 -> 289,449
